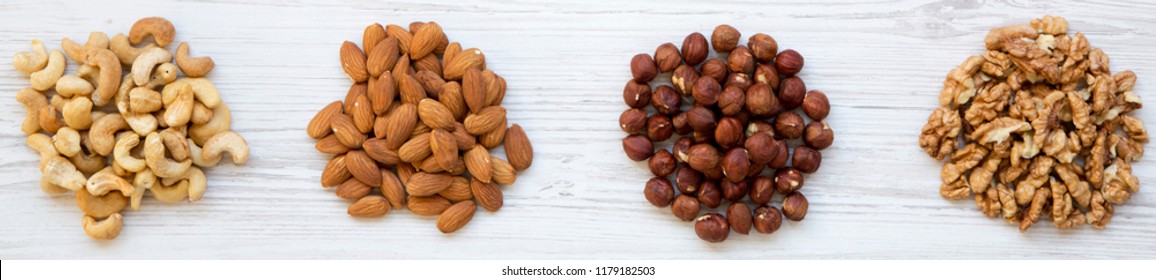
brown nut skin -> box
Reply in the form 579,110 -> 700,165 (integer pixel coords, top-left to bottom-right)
746,120 -> 774,137
622,80 -> 652,109
721,177 -> 750,202
753,205 -> 783,234
681,32 -> 709,66
774,111 -> 805,139
646,114 -> 674,142
782,192 -> 809,221
775,49 -> 804,76
792,146 -> 822,173
696,181 -> 722,209
644,177 -> 676,207
727,46 -> 755,74
774,168 -> 805,194
631,53 -> 658,83
804,121 -> 834,150
711,24 -> 741,53
675,165 -> 703,194
745,83 -> 781,118
727,203 -> 753,235
753,63 -> 780,90
622,135 -> 654,161
672,137 -> 694,163
649,149 -> 677,177
744,133 -> 780,164
778,76 -> 806,110
650,85 -> 682,116
692,76 -> 722,106
672,194 -> 701,221
749,176 -> 775,205
619,108 -> 647,134
766,139 -> 790,169
686,143 -> 721,172
721,148 -> 750,183
702,165 -> 724,182
686,106 -> 717,133
724,73 -> 753,92
694,213 -> 730,242
672,64 -> 700,96
802,90 -> 830,121
672,113 -> 693,135
654,43 -> 682,73
748,33 -> 779,63
718,86 -> 746,116
700,59 -> 728,83
714,117 -> 745,149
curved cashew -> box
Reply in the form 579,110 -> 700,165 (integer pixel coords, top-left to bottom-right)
115,72 -> 134,113
86,168 -> 135,197
113,133 -> 147,173
70,151 -> 107,175
110,33 -> 156,65
55,75 -> 94,98
44,156 -> 86,191
16,88 -> 48,135
53,127 -> 82,158
143,63 -> 178,89
27,133 -> 58,170
124,113 -> 159,136
41,178 -> 70,195
163,83 -> 193,127
131,47 -> 172,86
84,48 -> 123,106
186,167 -> 207,202
30,50 -> 65,91
162,78 -> 221,108
202,131 -> 249,165
191,101 -> 214,125
129,17 -> 175,47
62,96 -> 94,130
82,213 -> 124,240
144,132 -> 192,178
77,64 -> 101,85
128,87 -> 162,113
90,113 -> 129,155
151,180 -> 188,203
13,39 -> 49,74
130,170 -> 155,210
62,32 -> 109,63
38,105 -> 64,134
160,128 -> 190,161
187,138 -> 220,167
76,185 -> 127,219
175,42 -> 214,77
190,102 -> 230,146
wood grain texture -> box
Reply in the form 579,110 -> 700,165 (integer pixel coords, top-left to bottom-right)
1,0 -> 1153,259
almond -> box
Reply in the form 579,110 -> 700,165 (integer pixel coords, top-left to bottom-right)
348,195 -> 390,217
397,163 -> 417,185
480,118 -> 507,149
362,138 -> 400,165
362,23 -> 386,59
439,176 -> 474,202
331,113 -> 365,149
345,150 -> 382,187
411,122 -> 432,138
462,68 -> 486,113
409,21 -> 442,60
384,103 -> 417,150
368,74 -> 395,115
339,41 -> 369,83
464,145 -> 492,183
352,94 -> 375,134
504,124 -> 533,171
367,37 -> 399,77
444,47 -> 485,80
307,101 -> 342,139
407,195 -> 451,216
452,122 -> 477,150
418,98 -> 455,130
380,170 -> 407,209
405,172 -> 453,196
430,128 -> 458,171
483,70 -> 507,106
418,152 -> 448,173
398,133 -> 432,163
440,82 -> 467,121
398,73 -> 427,105
471,179 -> 503,212
315,134 -> 350,154
464,106 -> 506,135
436,200 -> 476,234
385,24 -> 413,55
491,157 -> 517,185
414,57 -> 443,83
344,83 -> 367,113
321,154 -> 351,187
442,42 -> 462,65
391,56 -> 412,85
373,113 -> 390,139
336,178 -> 371,200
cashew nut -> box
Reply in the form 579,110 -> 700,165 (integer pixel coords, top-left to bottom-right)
186,167 -> 207,202
44,156 -> 86,191
191,101 -> 214,125
30,50 -> 65,91
41,179 -> 70,195
51,94 -> 69,111
16,87 -> 47,135
38,105 -> 64,134
115,72 -> 134,113
143,63 -> 178,89
124,113 -> 159,136
175,42 -> 214,77
113,133 -> 147,173
13,39 -> 50,74
144,132 -> 192,178
62,96 -> 94,130
110,33 -> 156,65
77,64 -> 101,85
132,47 -> 172,86
202,131 -> 249,165
53,127 -> 82,158
128,87 -> 163,113
190,102 -> 230,146
130,170 -> 156,210
160,128 -> 190,161
163,83 -> 193,127
162,78 -> 221,108
27,133 -> 58,170
62,32 -> 109,63
55,75 -> 94,98
187,138 -> 220,167
151,179 -> 188,203
70,151 -> 107,175
86,168 -> 135,197
84,48 -> 123,106
129,17 -> 175,47
82,213 -> 123,240
89,113 -> 129,155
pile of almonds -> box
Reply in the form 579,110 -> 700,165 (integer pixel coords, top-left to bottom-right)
621,25 -> 835,242
13,17 -> 248,240
920,16 -> 1146,231
309,21 -> 533,234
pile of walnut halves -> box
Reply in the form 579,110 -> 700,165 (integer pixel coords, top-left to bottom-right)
919,16 -> 1147,231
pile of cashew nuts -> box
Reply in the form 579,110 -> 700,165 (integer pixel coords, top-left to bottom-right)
12,17 -> 249,240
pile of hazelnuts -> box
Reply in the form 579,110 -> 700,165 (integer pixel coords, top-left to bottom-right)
619,24 -> 834,242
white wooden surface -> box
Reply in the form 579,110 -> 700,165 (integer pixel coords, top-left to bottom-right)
1,0 -> 1153,259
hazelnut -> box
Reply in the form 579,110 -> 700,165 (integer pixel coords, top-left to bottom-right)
724,72 -> 752,91
792,146 -> 822,173
774,111 -> 804,139
672,112 -> 692,135
630,53 -> 658,82
721,177 -> 749,202
622,80 -> 652,109
671,64 -> 699,96
654,43 -> 682,73
782,192 -> 809,221
702,165 -> 724,182
803,121 -> 834,150
718,86 -> 746,116
753,205 -> 783,234
749,176 -> 774,205
774,49 -> 804,76
694,213 -> 730,242
746,159 -> 765,177
692,76 -> 721,106
721,148 -> 750,183
744,83 -> 781,118
753,63 -> 780,90
650,85 -> 682,116
680,32 -> 709,66
714,117 -> 744,148
648,149 -> 677,177
646,114 -> 674,142
672,137 -> 693,163
700,59 -> 728,83
619,108 -> 647,134
726,46 -> 755,74
622,135 -> 654,161
802,90 -> 830,121
696,180 -> 722,209
644,177 -> 675,207
675,165 -> 702,194
747,33 -> 779,63
744,132 -> 779,163
672,194 -> 700,221
727,203 -> 753,235
766,139 -> 789,169
778,76 -> 806,110
774,168 -> 805,194
686,106 -> 717,133
692,130 -> 714,144
711,24 -> 741,53
746,120 -> 774,137
686,143 -> 720,172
